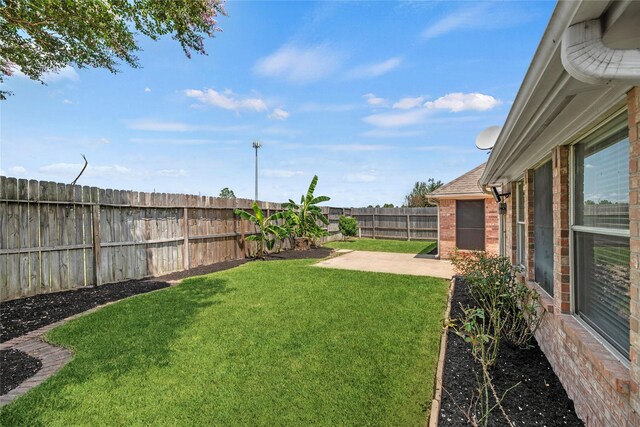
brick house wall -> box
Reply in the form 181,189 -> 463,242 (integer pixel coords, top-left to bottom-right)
503,87 -> 640,426
437,197 -> 499,259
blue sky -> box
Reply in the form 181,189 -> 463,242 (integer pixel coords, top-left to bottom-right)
0,1 -> 555,207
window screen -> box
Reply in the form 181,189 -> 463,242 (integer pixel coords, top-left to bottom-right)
575,232 -> 630,358
534,161 -> 554,295
456,200 -> 485,251
573,114 -> 630,358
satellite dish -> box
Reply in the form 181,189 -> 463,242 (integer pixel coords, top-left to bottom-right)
475,126 -> 501,150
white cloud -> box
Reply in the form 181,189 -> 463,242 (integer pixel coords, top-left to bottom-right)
254,44 -> 344,84
185,88 -> 267,112
323,144 -> 391,152
346,57 -> 402,79
157,169 -> 188,177
43,66 -> 79,83
62,99 -> 73,105
263,169 -> 305,178
298,102 -> 357,113
363,109 -> 429,128
361,129 -> 425,138
131,138 -> 220,145
126,119 -> 248,132
347,173 -> 376,182
144,87 -> 152,93
421,3 -> 535,40
424,92 -> 501,112
97,137 -> 110,145
363,93 -> 387,106
392,96 -> 424,110
12,65 -> 79,83
268,108 -> 290,121
39,163 -> 133,178
8,166 -> 28,176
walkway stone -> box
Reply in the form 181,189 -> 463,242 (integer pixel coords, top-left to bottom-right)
314,250 -> 454,278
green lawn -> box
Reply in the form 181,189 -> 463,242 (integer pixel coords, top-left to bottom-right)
0,259 -> 448,426
325,238 -> 437,255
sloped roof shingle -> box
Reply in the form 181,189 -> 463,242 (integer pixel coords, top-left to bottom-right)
429,163 -> 487,198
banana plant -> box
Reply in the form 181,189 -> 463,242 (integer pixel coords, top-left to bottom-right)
234,201 -> 288,258
282,175 -> 330,241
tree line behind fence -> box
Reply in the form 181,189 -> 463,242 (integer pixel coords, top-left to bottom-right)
0,177 -> 437,301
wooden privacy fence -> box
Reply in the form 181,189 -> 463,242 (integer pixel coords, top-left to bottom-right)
0,177 -> 308,301
325,207 -> 438,241
0,177 -> 437,301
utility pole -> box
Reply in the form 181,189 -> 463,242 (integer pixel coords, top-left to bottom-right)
252,140 -> 262,201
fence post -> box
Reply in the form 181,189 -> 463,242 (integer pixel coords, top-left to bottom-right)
372,212 -> 376,239
233,200 -> 239,259
91,204 -> 102,286
407,214 -> 411,241
183,207 -> 190,270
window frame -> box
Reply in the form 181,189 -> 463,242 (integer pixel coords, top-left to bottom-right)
515,180 -> 525,268
569,111 -> 630,360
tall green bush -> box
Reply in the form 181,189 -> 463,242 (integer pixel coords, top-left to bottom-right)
338,215 -> 358,240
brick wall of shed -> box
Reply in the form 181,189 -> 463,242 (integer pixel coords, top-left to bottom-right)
437,197 -> 499,259
438,199 -> 456,258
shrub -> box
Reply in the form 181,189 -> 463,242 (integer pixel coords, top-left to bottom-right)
450,249 -> 544,349
338,215 -> 358,239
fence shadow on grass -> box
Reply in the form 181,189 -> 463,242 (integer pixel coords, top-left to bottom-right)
0,278 -> 235,425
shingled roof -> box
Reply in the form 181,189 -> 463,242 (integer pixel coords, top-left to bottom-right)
429,163 -> 487,198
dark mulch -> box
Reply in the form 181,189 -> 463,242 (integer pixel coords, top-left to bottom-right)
0,349 -> 42,395
0,280 -> 170,343
439,279 -> 584,426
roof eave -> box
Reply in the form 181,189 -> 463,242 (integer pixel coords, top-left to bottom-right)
480,0 -> 582,186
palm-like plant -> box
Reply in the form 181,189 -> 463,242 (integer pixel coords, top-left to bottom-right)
234,202 -> 288,258
283,175 -> 330,244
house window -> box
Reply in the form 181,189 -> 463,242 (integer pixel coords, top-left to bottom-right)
456,200 -> 485,250
516,181 -> 525,267
534,161 -> 554,295
573,115 -> 630,358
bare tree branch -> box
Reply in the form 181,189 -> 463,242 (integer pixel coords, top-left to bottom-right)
70,154 -> 88,186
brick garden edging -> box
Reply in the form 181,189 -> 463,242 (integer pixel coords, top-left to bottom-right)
428,276 -> 455,427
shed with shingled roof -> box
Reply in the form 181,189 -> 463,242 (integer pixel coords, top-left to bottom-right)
429,163 -> 499,258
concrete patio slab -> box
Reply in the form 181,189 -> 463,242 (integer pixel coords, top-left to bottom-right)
315,250 -> 454,279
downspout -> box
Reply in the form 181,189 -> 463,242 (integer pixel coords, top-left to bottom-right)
427,197 -> 441,260
481,184 -> 507,257
561,19 -> 640,85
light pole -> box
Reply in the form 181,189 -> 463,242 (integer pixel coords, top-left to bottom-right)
252,140 -> 262,201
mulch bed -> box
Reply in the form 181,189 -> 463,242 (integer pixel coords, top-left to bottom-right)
439,278 -> 584,426
0,349 -> 42,395
0,247 -> 335,396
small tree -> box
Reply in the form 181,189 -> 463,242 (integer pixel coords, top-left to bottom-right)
382,203 -> 395,208
219,187 -> 235,199
404,178 -> 443,207
283,175 -> 330,248
234,202 -> 288,259
0,0 -> 226,99
338,216 -> 358,240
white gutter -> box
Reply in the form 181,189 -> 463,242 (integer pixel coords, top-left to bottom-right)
479,0 -> 581,186
561,19 -> 640,85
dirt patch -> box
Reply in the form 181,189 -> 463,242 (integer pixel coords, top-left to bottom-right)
439,279 -> 584,426
0,349 -> 42,395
